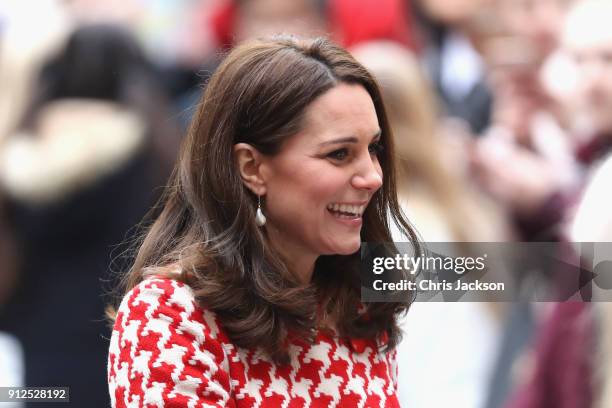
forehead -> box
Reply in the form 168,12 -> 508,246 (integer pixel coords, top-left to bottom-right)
298,83 -> 380,143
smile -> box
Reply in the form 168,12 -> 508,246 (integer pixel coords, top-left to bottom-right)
326,203 -> 366,219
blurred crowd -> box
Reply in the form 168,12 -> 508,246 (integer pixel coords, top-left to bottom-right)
1,0 -> 611,407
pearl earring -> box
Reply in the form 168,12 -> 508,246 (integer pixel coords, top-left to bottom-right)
255,195 -> 266,227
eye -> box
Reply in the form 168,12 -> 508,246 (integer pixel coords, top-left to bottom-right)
368,141 -> 384,156
327,148 -> 349,161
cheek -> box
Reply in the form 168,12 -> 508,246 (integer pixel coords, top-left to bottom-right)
308,172 -> 348,204
266,166 -> 343,218
302,180 -> 345,209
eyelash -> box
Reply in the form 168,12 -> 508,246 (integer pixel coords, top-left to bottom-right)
369,141 -> 385,155
326,141 -> 384,161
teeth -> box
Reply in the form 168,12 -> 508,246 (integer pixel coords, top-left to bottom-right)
327,203 -> 366,216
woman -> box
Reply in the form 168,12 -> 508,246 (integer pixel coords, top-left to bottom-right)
107,36 -> 418,407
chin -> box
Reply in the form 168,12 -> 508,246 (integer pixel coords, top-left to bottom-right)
328,239 -> 362,255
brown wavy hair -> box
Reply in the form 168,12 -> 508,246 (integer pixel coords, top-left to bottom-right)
110,36 -> 419,363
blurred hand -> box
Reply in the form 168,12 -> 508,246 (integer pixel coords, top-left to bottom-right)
437,118 -> 475,177
470,133 -> 562,215
489,64 -> 556,146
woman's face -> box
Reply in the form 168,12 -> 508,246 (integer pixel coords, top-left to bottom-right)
260,83 -> 383,259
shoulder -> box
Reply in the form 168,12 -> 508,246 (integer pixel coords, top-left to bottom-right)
112,276 -> 226,345
118,277 -> 196,315
108,277 -> 232,407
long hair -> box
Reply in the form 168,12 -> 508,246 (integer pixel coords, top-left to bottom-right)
111,36 -> 419,363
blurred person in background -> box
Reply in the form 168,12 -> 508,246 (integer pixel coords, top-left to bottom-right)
209,0 -> 415,51
0,0 -> 71,398
471,0 -> 612,241
472,2 -> 592,406
0,23 -> 179,407
485,0 -> 576,141
174,0 -> 329,129
177,0 -> 417,130
570,138 -> 612,408
0,0 -> 70,144
0,191 -> 23,407
498,0 -> 573,62
491,2 -> 612,407
33,0 -> 223,138
353,41 -> 510,408
572,157 -> 612,408
230,0 -> 327,44
208,0 -> 327,50
470,0 -> 579,242
563,0 -> 612,167
163,0 -> 329,131
412,0 -> 496,134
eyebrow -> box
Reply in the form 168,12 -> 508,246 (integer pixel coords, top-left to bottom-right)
318,130 -> 382,147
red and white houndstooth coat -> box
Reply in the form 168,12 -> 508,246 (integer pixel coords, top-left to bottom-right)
107,277 -> 401,407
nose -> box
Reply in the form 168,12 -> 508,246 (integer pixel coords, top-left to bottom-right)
351,154 -> 383,191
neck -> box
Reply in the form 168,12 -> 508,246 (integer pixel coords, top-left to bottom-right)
265,224 -> 317,284
284,251 -> 317,285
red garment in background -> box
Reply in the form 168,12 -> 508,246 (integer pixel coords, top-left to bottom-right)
210,0 -> 416,50
505,302 -> 593,408
210,0 -> 236,49
328,0 -> 416,49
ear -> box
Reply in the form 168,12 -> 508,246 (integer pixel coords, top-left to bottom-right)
233,143 -> 267,196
